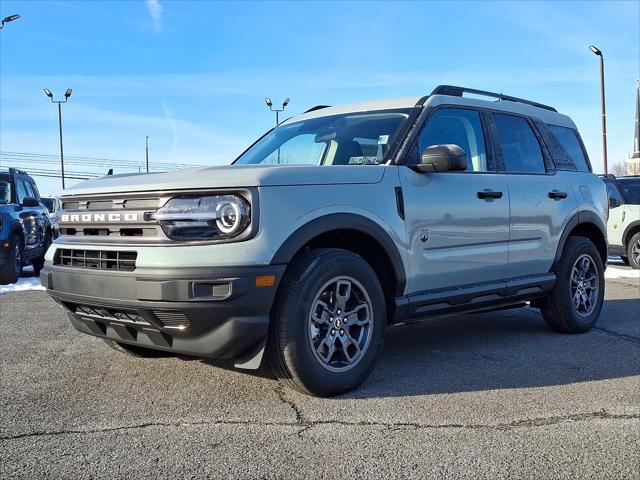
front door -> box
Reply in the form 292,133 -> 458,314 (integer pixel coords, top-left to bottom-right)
400,107 -> 510,294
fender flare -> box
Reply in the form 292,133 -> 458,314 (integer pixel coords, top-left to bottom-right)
622,220 -> 640,248
552,210 -> 607,269
270,213 -> 407,296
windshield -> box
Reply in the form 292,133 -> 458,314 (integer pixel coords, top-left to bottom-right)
618,178 -> 640,205
41,198 -> 57,213
235,109 -> 413,166
0,180 -> 11,204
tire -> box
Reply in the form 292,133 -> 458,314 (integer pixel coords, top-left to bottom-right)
619,255 -> 629,266
541,236 -> 604,333
0,235 -> 23,285
31,233 -> 51,275
103,339 -> 171,358
268,249 -> 386,397
626,232 -> 640,270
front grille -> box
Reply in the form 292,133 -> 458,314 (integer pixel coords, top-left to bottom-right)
57,193 -> 166,244
61,197 -> 161,211
65,302 -> 150,326
54,249 -> 137,271
153,311 -> 190,330
59,226 -> 161,238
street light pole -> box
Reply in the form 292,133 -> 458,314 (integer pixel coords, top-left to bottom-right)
145,136 -> 150,172
57,102 -> 65,188
0,14 -> 20,29
589,45 -> 608,174
44,88 -> 72,189
265,97 -> 290,127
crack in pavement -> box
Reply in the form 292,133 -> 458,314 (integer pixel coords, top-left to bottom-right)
2,409 -> 638,441
519,307 -> 640,344
592,327 -> 640,345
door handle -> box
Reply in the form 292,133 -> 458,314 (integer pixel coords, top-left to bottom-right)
477,190 -> 503,199
548,190 -> 568,200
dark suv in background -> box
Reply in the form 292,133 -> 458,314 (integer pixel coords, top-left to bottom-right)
0,168 -> 53,284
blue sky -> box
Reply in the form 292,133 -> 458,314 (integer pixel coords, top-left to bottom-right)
0,0 -> 638,195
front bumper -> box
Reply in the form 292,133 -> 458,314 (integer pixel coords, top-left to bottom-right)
41,263 -> 285,362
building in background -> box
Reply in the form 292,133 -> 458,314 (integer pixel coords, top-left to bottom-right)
627,80 -> 640,175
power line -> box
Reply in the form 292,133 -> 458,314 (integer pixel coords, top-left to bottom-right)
0,151 -> 207,169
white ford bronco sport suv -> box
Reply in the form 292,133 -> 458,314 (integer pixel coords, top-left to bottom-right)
42,85 -> 608,397
600,174 -> 640,269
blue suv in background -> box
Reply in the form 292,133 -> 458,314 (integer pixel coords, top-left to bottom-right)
0,168 -> 53,284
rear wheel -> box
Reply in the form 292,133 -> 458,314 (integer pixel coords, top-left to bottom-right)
268,249 -> 386,397
627,232 -> 640,270
541,236 -> 604,333
0,235 -> 23,285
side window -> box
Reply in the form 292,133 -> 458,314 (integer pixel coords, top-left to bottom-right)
494,114 -> 545,174
547,125 -> 590,172
417,108 -> 488,172
605,182 -> 624,206
28,180 -> 41,200
15,178 -> 30,204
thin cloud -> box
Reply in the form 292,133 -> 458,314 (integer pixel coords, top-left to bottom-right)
161,99 -> 179,152
145,0 -> 162,32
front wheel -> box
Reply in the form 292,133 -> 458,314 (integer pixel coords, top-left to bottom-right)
268,249 -> 386,397
0,235 -> 23,285
541,236 -> 604,333
32,233 -> 51,275
627,233 -> 640,270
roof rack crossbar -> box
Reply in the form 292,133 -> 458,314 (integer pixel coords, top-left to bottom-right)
431,85 -> 557,112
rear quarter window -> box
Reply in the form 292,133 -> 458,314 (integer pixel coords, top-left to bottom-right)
547,125 -> 591,172
618,178 -> 640,205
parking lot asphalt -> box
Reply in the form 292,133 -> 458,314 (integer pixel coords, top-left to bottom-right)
1,268 -> 638,479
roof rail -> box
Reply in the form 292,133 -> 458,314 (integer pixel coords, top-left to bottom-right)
304,105 -> 331,113
8,167 -> 28,176
431,85 -> 557,112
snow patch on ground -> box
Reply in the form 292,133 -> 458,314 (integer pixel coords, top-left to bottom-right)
605,267 -> 640,279
0,267 -> 45,296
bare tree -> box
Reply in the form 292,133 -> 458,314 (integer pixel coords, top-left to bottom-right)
611,162 -> 628,176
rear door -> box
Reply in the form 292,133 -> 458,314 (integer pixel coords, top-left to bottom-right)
400,107 -> 509,294
490,113 -> 579,277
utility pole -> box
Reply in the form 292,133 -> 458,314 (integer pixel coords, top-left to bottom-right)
145,136 -> 150,172
44,88 -> 72,189
589,45 -> 608,174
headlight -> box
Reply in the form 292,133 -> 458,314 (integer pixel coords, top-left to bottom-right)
151,194 -> 251,241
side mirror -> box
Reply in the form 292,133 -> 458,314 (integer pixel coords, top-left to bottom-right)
416,144 -> 467,173
609,196 -> 621,209
22,196 -> 40,207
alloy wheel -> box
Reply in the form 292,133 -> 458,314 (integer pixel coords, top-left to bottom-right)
308,276 -> 373,372
14,243 -> 22,278
632,239 -> 640,266
570,253 -> 599,316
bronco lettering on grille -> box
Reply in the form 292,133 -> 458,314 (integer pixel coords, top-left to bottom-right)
60,212 -> 139,223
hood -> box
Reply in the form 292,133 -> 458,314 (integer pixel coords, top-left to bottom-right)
64,164 -> 386,196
